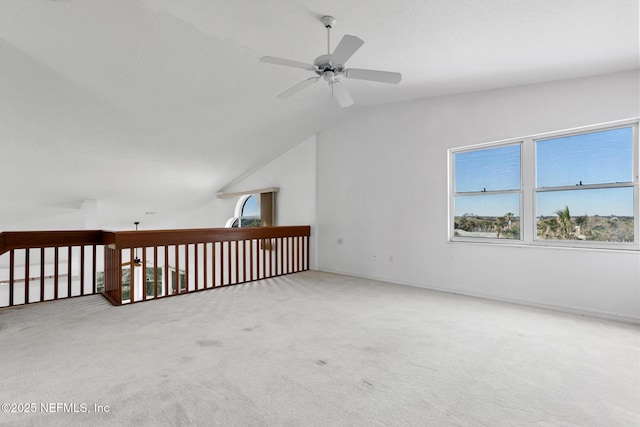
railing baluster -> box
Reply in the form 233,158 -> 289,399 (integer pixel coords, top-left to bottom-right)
40,247 -> 45,302
289,238 -> 293,274
203,243 -> 208,289
249,239 -> 254,282
54,247 -> 59,300
80,245 -> 85,296
153,246 -> 158,299
194,244 -> 199,291
262,240 -> 266,279
142,246 -> 147,301
174,245 -> 179,294
92,244 -> 97,294
213,242 -> 217,287
129,247 -> 135,303
117,249 -> 122,305
185,244 -> 190,293
294,237 -> 298,272
283,238 -> 287,274
24,248 -> 30,304
9,249 -> 14,306
164,246 -> 169,297
226,241 -> 231,285
235,240 -> 239,284
278,238 -> 282,276
67,246 -> 72,298
242,240 -> 247,283
306,236 -> 310,270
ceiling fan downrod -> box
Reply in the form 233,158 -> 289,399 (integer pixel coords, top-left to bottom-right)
321,16 -> 336,54
133,221 -> 141,265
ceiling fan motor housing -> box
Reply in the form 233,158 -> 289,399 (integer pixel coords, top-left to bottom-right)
314,54 -> 344,74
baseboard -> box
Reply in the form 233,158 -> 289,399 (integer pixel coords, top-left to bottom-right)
313,268 -> 640,325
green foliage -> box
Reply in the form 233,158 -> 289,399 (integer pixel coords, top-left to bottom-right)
454,212 -> 520,239
455,206 -> 633,243
537,206 -> 633,242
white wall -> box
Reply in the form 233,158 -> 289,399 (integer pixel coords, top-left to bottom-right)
221,135 -> 317,228
179,135 -> 317,234
316,70 -> 640,322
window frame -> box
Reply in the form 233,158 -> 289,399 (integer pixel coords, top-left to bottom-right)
449,119 -> 639,250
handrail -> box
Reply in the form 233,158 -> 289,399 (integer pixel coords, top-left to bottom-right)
0,230 -> 104,256
102,226 -> 309,248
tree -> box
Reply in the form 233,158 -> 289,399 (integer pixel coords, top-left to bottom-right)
493,216 -> 508,238
504,212 -> 514,229
555,206 -> 573,239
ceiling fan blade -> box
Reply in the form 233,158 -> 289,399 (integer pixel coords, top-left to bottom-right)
277,77 -> 320,99
121,261 -> 142,267
332,81 -> 354,108
260,56 -> 316,71
330,35 -> 364,67
344,68 -> 402,84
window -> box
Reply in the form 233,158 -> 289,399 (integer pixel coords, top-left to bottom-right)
535,127 -> 634,243
452,144 -> 522,240
450,121 -> 639,249
225,194 -> 261,228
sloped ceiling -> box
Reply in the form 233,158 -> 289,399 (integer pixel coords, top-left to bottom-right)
0,0 -> 637,230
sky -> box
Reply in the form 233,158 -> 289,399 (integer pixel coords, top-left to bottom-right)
454,127 -> 635,217
242,195 -> 260,217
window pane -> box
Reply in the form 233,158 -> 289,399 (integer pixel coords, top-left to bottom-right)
239,196 -> 260,227
242,196 -> 260,217
454,145 -> 520,193
536,127 -> 633,187
536,187 -> 634,242
454,194 -> 520,239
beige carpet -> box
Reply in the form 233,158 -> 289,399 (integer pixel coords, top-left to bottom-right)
0,271 -> 638,426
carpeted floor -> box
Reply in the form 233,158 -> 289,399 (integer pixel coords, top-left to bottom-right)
0,270 -> 638,426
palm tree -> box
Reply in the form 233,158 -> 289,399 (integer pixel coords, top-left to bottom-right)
555,206 -> 573,239
493,216 -> 508,238
504,212 -> 514,229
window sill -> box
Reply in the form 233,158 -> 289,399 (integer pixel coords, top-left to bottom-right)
448,238 -> 640,253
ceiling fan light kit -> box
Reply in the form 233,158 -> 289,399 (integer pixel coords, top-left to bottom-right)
260,16 -> 402,108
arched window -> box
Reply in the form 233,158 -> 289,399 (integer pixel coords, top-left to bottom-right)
225,194 -> 261,228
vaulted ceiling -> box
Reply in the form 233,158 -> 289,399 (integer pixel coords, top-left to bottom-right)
0,0 -> 637,230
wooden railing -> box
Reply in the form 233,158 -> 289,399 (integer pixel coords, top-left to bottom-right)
0,230 -> 103,307
0,226 -> 311,308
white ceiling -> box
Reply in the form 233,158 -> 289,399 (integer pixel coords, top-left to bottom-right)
0,0 -> 638,230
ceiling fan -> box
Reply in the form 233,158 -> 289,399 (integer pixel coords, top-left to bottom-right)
260,16 -> 402,108
122,221 -> 142,268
